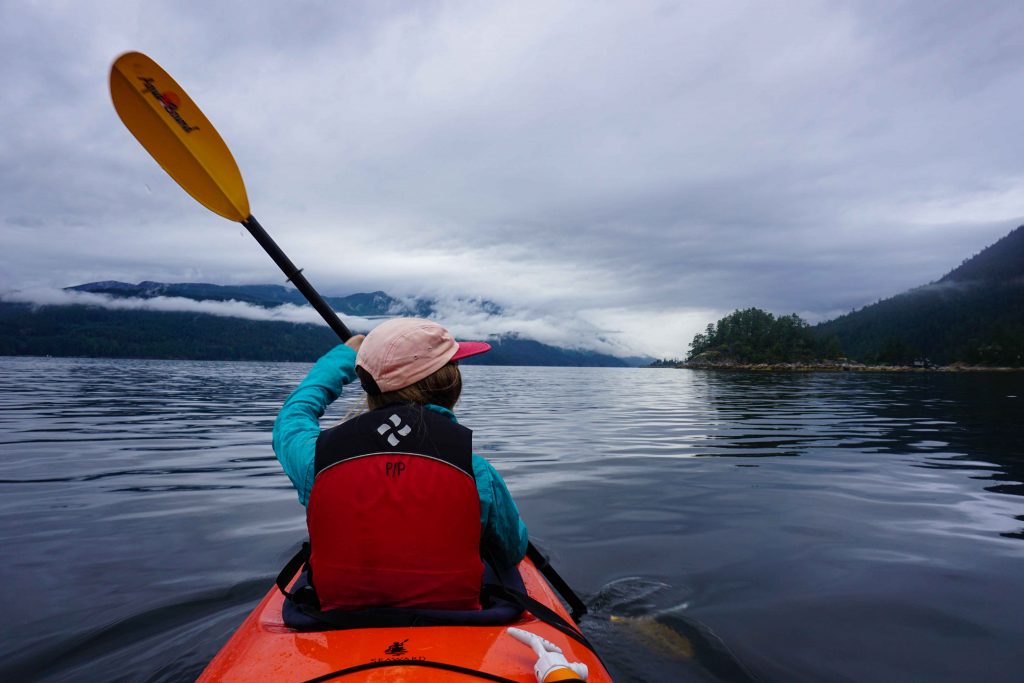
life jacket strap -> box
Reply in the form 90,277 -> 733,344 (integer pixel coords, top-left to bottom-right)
276,542 -> 319,608
275,541 -> 602,667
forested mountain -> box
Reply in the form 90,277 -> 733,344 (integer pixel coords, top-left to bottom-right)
69,281 -> 438,317
1,282 -> 638,366
939,226 -> 1024,284
815,226 -> 1024,365
687,308 -> 839,364
9,221 -> 1021,369
0,303 -> 337,362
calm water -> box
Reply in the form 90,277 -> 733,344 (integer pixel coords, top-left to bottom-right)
0,356 -> 1022,682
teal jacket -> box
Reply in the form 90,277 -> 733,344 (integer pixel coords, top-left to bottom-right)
272,344 -> 529,570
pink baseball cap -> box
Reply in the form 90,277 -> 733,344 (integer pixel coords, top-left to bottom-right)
355,317 -> 491,394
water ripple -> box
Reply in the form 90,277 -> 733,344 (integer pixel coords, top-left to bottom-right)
0,358 -> 1022,683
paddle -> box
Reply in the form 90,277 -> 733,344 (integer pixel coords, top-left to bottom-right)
527,542 -> 588,622
110,51 -> 589,624
109,51 -> 352,341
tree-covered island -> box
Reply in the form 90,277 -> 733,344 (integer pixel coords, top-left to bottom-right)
667,305 -> 1019,371
655,225 -> 1024,371
681,308 -> 843,369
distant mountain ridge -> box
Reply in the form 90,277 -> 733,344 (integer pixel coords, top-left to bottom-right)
69,281 -> 435,317
939,226 -> 1024,284
815,225 -> 1024,365
0,281 -> 644,367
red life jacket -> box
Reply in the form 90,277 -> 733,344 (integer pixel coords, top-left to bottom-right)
307,404 -> 483,611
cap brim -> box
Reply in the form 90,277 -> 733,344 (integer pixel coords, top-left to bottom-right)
450,340 -> 491,362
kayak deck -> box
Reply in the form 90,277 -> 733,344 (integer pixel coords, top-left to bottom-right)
199,556 -> 612,682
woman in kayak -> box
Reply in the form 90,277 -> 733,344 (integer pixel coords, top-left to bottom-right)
273,317 -> 528,611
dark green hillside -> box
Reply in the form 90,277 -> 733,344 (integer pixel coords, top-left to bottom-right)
0,302 -> 339,361
815,226 -> 1024,365
686,308 -> 840,364
0,303 -> 631,366
939,225 -> 1024,284
464,335 -> 630,367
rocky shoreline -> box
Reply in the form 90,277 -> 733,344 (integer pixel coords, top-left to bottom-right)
671,359 -> 1022,372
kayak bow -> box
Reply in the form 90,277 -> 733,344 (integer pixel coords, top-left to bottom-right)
198,554 -> 612,682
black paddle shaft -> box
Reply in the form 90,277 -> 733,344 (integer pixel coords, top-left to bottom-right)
527,542 -> 588,623
245,211 -> 592,625
242,215 -> 352,342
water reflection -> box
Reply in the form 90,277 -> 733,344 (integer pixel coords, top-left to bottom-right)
0,358 -> 1022,683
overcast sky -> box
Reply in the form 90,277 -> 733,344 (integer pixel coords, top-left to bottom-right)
2,1 -> 1022,358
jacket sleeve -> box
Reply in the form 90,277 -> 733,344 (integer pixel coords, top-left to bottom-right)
272,344 -> 358,506
473,455 -> 529,569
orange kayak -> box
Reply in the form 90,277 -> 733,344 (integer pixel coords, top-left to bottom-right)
198,554 -> 613,682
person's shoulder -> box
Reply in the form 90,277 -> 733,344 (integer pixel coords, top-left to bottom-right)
471,452 -> 500,477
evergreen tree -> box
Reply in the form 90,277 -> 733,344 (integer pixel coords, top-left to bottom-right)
686,308 -> 836,363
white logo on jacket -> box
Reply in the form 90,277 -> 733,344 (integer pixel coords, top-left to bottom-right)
377,414 -> 412,447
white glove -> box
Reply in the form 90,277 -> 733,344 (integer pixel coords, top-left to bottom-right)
508,627 -> 589,682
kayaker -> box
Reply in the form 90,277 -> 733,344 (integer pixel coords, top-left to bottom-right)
273,317 -> 529,611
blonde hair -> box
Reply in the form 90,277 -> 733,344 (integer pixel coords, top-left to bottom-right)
350,362 -> 463,416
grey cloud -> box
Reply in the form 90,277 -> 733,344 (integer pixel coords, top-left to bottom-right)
3,1 -> 1023,357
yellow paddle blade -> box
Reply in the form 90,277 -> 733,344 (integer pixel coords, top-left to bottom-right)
110,52 -> 250,222
610,615 -> 695,659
